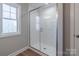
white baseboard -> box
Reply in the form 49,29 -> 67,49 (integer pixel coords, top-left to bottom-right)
8,46 -> 29,56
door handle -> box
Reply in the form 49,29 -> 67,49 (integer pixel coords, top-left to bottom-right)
76,35 -> 79,38
40,27 -> 43,32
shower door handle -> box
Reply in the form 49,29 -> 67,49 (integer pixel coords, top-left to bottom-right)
40,27 -> 43,32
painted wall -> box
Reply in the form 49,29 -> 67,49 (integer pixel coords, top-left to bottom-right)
0,3 -> 29,56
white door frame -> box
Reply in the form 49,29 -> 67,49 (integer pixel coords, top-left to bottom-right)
70,3 -> 75,56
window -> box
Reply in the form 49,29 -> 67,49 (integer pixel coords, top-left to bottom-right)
0,4 -> 20,37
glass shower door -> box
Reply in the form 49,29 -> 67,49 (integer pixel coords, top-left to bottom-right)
30,9 -> 40,50
40,4 -> 57,56
30,3 -> 58,56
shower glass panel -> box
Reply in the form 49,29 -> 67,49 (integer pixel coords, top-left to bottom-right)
30,9 -> 40,50
40,4 -> 57,56
30,3 -> 58,56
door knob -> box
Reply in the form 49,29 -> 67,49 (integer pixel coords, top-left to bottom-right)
76,35 -> 79,38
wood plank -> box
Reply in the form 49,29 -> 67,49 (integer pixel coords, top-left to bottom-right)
17,49 -> 41,56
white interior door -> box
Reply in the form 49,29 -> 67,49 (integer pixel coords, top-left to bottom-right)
30,9 -> 40,50
40,4 -> 57,56
74,3 -> 79,56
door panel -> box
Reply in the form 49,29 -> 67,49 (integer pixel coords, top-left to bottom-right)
30,4 -> 57,56
40,4 -> 57,55
30,9 -> 40,50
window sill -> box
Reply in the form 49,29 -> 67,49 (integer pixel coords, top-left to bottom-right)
0,32 -> 21,38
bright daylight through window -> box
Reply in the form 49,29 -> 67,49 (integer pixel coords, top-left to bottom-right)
0,4 -> 20,36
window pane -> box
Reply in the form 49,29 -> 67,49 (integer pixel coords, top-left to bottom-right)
3,11 -> 10,18
3,4 -> 10,12
2,19 -> 17,33
11,7 -> 16,13
11,13 -> 16,19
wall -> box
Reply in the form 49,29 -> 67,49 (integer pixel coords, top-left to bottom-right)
0,3 -> 29,56
63,3 -> 70,56
28,3 -> 44,11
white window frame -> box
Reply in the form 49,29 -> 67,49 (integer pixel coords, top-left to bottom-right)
0,3 -> 21,38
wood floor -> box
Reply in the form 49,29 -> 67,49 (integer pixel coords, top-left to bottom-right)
17,49 -> 41,56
